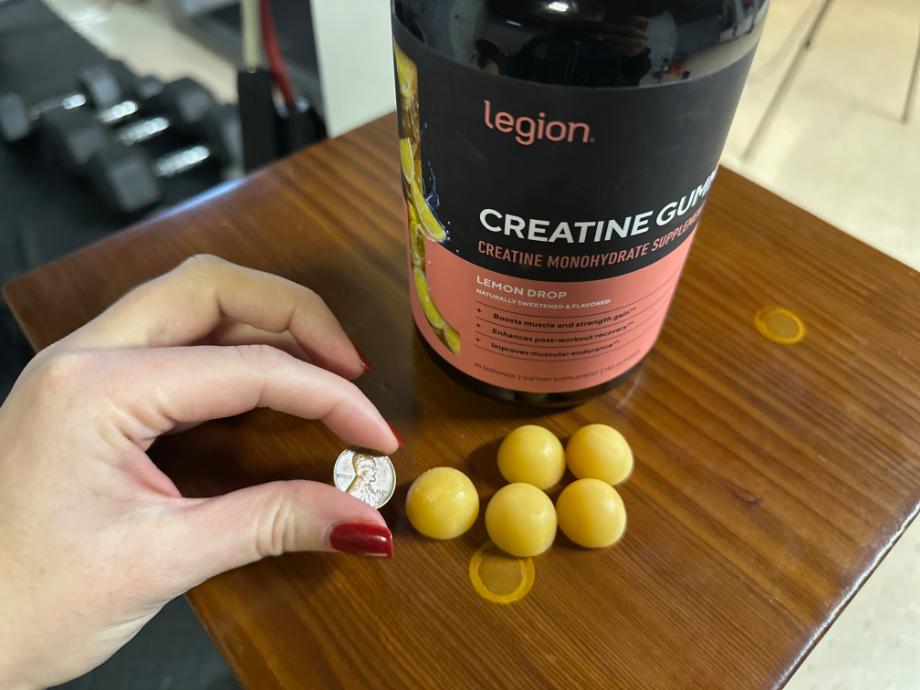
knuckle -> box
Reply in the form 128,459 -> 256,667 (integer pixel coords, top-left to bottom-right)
328,379 -> 366,420
338,374 -> 364,399
34,350 -> 98,392
294,295 -> 321,323
339,378 -> 363,402
255,483 -> 298,558
301,285 -> 321,303
295,284 -> 326,311
325,375 -> 363,411
179,253 -> 224,278
232,343 -> 286,373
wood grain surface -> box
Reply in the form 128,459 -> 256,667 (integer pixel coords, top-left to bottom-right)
5,115 -> 919,690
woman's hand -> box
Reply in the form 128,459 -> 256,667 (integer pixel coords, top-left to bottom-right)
0,255 -> 399,690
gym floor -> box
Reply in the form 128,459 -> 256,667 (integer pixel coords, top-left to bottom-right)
21,0 -> 920,688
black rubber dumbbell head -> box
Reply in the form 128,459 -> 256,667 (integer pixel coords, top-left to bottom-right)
108,59 -> 164,109
159,78 -> 216,133
86,140 -> 162,214
42,108 -> 108,172
132,76 -> 164,106
199,104 -> 243,167
2,61 -> 129,144
108,60 -> 136,92
0,94 -> 31,143
77,64 -> 123,109
109,60 -> 163,107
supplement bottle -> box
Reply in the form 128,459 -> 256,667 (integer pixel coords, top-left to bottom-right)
393,0 -> 767,406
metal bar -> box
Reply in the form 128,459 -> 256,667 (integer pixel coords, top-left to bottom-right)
31,91 -> 85,117
903,22 -> 920,124
742,0 -> 835,160
153,145 -> 211,178
97,100 -> 139,126
59,93 -> 87,112
117,116 -> 170,145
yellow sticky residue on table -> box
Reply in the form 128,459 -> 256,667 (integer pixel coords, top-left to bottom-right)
468,541 -> 535,605
754,306 -> 806,344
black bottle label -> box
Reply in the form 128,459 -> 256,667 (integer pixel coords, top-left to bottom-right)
394,19 -> 755,393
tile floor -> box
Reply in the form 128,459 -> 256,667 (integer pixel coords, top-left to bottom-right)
39,0 -> 920,687
722,0 -> 920,272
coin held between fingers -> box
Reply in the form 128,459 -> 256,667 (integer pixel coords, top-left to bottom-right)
333,447 -> 396,509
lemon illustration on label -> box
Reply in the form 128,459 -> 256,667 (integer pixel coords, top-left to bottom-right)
398,45 -> 459,357
399,138 -> 415,184
410,223 -> 426,267
394,43 -> 417,103
441,324 -> 461,355
410,179 -> 447,243
413,267 -> 446,330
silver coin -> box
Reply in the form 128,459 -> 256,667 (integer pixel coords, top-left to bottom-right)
333,447 -> 396,509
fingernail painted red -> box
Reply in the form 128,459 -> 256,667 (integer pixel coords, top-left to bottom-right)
386,421 -> 404,448
330,523 -> 393,558
349,337 -> 372,372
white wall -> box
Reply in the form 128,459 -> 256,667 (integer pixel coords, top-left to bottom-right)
310,0 -> 396,137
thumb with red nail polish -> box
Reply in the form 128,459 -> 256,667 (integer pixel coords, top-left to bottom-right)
162,482 -> 391,593
330,522 -> 393,558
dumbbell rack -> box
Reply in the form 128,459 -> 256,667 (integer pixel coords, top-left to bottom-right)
0,0 -> 242,400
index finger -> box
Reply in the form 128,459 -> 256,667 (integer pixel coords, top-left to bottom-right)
96,345 -> 399,454
62,255 -> 367,379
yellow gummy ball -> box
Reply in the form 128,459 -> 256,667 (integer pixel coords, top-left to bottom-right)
485,483 -> 557,557
556,479 -> 627,548
566,424 -> 633,485
497,425 -> 565,490
406,467 -> 479,540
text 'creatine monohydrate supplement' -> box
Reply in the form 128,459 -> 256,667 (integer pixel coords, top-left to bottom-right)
392,1 -> 767,405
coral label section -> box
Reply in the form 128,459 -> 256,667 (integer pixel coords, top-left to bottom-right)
413,231 -> 696,393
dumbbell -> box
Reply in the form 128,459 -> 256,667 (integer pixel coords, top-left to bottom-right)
86,104 -> 242,214
43,78 -> 216,172
0,62 -> 156,143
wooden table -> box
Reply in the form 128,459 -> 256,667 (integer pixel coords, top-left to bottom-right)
5,115 -> 919,689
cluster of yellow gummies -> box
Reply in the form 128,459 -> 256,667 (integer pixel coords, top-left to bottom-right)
488,423 -> 631,554
405,423 -> 633,556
